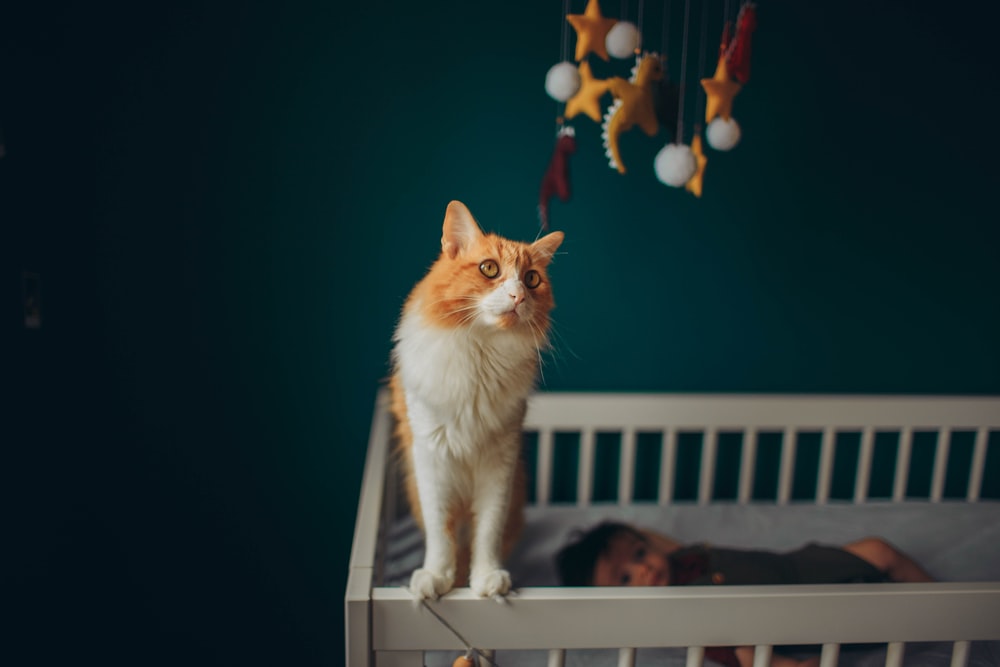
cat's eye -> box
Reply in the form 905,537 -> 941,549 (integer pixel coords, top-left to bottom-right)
524,270 -> 542,289
479,259 -> 500,279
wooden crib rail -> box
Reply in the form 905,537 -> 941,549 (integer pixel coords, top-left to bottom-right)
347,389 -> 394,667
522,393 -> 1000,431
522,393 -> 1000,507
371,582 -> 1000,653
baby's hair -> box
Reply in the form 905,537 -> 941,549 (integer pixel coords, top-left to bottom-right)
554,521 -> 647,586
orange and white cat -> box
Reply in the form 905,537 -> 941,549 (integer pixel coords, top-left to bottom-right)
389,200 -> 564,600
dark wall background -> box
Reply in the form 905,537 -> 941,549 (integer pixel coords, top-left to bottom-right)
4,1 -> 998,665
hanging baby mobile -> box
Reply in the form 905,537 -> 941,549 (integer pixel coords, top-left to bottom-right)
540,0 -> 758,221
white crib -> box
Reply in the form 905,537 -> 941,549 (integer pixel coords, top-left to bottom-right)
346,390 -> 1000,667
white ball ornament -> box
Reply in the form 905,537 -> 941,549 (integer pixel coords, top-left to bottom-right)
654,143 -> 697,187
706,117 -> 741,151
545,61 -> 581,102
606,21 -> 641,59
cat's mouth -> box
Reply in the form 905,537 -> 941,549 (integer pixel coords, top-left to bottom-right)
496,309 -> 524,328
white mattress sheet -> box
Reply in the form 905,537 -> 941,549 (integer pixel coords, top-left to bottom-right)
382,501 -> 1000,666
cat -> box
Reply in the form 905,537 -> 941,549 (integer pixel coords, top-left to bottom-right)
389,200 -> 564,600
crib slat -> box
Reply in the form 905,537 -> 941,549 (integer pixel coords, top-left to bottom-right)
659,428 -> 677,506
377,455 -> 399,585
968,427 -> 989,502
536,429 -> 554,506
738,427 -> 758,504
619,428 -> 637,506
752,645 -> 772,667
893,427 -> 913,502
617,647 -> 636,667
816,426 -> 836,504
930,427 -> 952,502
577,428 -> 595,506
819,643 -> 840,667
854,426 -> 875,504
698,428 -> 718,505
950,640 -> 971,667
685,646 -> 705,667
885,641 -> 905,667
778,427 -> 797,505
547,649 -> 566,667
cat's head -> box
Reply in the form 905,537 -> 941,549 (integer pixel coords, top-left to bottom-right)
414,201 -> 564,334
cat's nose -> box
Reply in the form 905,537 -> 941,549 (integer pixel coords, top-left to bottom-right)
509,285 -> 526,307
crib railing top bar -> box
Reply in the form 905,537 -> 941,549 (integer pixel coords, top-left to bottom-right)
523,392 -> 1000,429
372,582 -> 1000,650
350,388 -> 393,572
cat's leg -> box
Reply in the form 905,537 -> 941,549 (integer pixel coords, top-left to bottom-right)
500,460 -> 526,558
408,440 -> 458,600
468,442 -> 519,598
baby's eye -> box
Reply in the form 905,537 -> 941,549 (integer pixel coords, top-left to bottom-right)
620,572 -> 631,585
634,546 -> 646,561
480,259 -> 500,279
524,269 -> 542,289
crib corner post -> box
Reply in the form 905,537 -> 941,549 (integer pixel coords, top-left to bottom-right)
346,566 -> 373,667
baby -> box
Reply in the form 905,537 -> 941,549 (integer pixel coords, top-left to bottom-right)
555,521 -> 934,667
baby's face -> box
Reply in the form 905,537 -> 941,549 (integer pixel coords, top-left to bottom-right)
593,531 -> 671,586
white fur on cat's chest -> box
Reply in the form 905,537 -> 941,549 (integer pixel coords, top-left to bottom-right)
394,305 -> 538,460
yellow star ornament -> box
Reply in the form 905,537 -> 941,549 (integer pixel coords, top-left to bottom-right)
685,131 -> 708,197
564,61 -> 610,122
567,0 -> 618,62
701,55 -> 742,123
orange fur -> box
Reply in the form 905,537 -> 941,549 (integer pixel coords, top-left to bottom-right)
406,233 -> 558,333
389,202 -> 560,589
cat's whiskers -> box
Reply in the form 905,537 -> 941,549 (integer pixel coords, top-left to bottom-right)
525,319 -> 548,385
426,295 -> 478,309
538,317 -> 579,373
551,318 -> 578,353
442,305 -> 482,327
428,295 -> 481,325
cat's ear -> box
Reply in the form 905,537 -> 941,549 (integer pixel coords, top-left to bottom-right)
441,201 -> 484,259
530,231 -> 564,267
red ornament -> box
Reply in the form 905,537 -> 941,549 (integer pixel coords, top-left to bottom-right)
538,126 -> 576,230
726,3 -> 757,85
718,20 -> 733,60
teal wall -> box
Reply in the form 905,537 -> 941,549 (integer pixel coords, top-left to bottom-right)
6,1 -> 998,665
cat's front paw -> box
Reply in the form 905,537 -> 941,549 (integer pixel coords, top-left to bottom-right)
470,568 -> 512,598
409,568 -> 454,600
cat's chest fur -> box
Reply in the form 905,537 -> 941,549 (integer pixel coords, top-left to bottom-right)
394,303 -> 538,459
